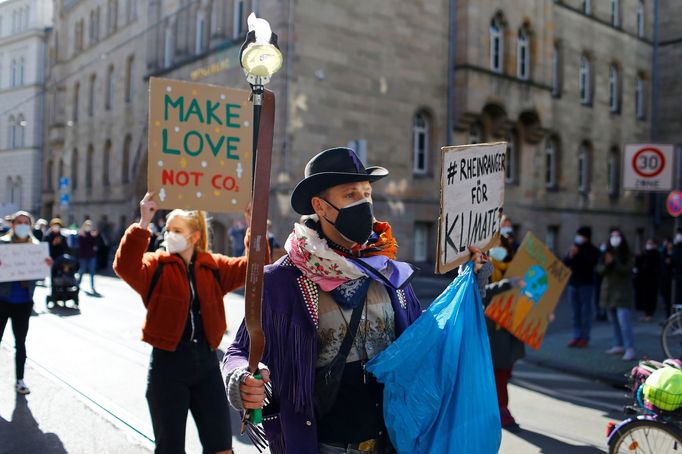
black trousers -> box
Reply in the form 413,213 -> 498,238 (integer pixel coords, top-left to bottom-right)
146,340 -> 232,454
0,301 -> 33,381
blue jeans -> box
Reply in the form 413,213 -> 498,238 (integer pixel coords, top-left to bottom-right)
608,308 -> 635,350
78,257 -> 96,291
569,284 -> 593,341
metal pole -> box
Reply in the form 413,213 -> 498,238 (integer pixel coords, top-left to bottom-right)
446,0 -> 457,146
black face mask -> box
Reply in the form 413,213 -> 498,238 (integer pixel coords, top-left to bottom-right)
322,198 -> 374,245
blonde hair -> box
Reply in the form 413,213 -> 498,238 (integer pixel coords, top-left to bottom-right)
166,210 -> 210,252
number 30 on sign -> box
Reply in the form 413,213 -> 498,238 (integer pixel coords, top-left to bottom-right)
623,144 -> 674,192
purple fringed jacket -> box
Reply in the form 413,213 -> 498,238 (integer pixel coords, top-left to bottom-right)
222,256 -> 423,454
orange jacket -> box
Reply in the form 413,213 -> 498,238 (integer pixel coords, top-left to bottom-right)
113,224 -> 248,351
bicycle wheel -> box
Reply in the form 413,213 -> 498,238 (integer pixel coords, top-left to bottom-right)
609,419 -> 682,453
662,312 -> 682,359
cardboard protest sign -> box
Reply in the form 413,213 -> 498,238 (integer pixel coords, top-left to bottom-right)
484,232 -> 571,350
0,243 -> 50,283
147,77 -> 253,212
436,142 -> 506,273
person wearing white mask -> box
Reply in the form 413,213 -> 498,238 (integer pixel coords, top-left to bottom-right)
0,211 -> 52,394
113,192 -> 258,454
598,228 -> 636,361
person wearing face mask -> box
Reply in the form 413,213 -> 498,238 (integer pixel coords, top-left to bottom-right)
222,147 -> 424,454
499,215 -> 519,253
44,218 -> 70,259
0,211 -> 52,395
563,226 -> 600,348
113,193 -> 253,454
598,228 -> 636,361
671,229 -> 682,310
633,238 -> 661,322
77,220 -> 99,295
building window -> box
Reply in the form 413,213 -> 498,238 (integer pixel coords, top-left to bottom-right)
46,160 -> 54,191
106,65 -> 114,110
517,27 -> 530,80
73,82 -> 80,122
414,223 -> 429,262
125,56 -> 134,102
71,148 -> 79,190
347,139 -> 368,165
505,131 -> 518,184
88,74 -> 96,116
545,138 -> 558,189
635,75 -> 646,120
233,0 -> 244,39
636,1 -> 645,38
125,0 -> 136,23
89,10 -> 96,45
196,12 -> 206,54
8,115 -> 15,148
607,146 -> 620,198
609,65 -> 619,113
164,23 -> 175,68
18,57 -> 24,85
103,140 -> 111,186
75,18 -> 84,53
546,225 -> 559,254
579,55 -> 591,105
95,6 -> 101,41
610,0 -> 621,28
490,15 -> 504,74
468,122 -> 484,144
551,43 -> 561,97
86,145 -> 94,189
578,143 -> 590,193
582,0 -> 591,15
16,114 -> 24,147
10,58 -> 16,87
122,135 -> 132,183
412,112 -> 429,175
107,0 -> 118,34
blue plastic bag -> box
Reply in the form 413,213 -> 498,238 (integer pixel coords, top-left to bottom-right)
365,263 -> 501,454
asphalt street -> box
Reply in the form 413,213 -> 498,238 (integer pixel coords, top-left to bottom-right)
0,274 -> 632,453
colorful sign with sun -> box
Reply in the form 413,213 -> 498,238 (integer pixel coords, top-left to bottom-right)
147,77 -> 253,213
484,232 -> 571,350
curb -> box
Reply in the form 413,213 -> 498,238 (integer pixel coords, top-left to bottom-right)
523,354 -> 629,388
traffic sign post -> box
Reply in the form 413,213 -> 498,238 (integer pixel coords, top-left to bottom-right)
623,144 -> 674,192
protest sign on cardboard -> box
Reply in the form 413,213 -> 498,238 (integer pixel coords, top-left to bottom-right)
484,232 -> 571,349
0,243 -> 50,283
147,77 -> 253,213
436,142 -> 506,273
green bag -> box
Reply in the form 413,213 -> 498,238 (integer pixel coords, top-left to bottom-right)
643,366 -> 682,411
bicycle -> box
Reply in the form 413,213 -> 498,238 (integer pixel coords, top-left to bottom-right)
662,304 -> 682,359
607,372 -> 682,453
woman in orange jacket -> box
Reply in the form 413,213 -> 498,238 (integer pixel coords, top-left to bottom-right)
114,192 -> 248,454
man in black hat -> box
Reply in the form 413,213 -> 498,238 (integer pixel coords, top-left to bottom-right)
223,147 -> 423,454
563,226 -> 600,348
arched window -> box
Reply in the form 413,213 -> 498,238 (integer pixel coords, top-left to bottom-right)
609,65 -> 619,113
13,176 -> 22,207
16,114 -> 25,147
489,15 -> 504,73
103,140 -> 111,186
578,143 -> 591,193
582,0 -> 591,15
195,11 -> 206,54
636,1 -> 645,38
71,148 -> 79,190
46,160 -> 54,191
164,21 -> 175,68
610,0 -> 621,28
122,135 -> 131,183
607,146 -> 620,197
233,0 -> 245,39
545,137 -> 558,189
10,58 -> 16,87
86,144 -> 94,189
8,115 -> 15,148
505,130 -> 518,184
58,158 -> 64,183
88,73 -> 96,116
73,81 -> 80,122
125,0 -> 136,23
106,65 -> 114,110
635,75 -> 646,120
517,27 -> 530,80
6,177 -> 13,204
18,57 -> 24,84
579,55 -> 591,105
551,43 -> 561,97
107,0 -> 118,34
125,55 -> 135,102
468,122 -> 484,144
412,112 -> 430,175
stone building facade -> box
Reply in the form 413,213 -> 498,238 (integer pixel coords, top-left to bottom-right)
43,0 -> 665,266
658,1 -> 682,146
0,0 -> 52,217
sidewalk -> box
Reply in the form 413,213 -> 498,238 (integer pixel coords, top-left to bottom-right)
0,346 -> 153,453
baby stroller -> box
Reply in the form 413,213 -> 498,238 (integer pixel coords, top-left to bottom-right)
47,254 -> 80,309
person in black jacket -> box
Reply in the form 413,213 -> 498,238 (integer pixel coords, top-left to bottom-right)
564,226 -> 600,348
634,238 -> 661,321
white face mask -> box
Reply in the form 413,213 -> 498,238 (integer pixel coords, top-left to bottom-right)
14,224 -> 31,239
488,246 -> 508,262
500,226 -> 513,236
610,236 -> 622,248
675,234 -> 682,245
164,232 -> 190,254
574,235 -> 587,245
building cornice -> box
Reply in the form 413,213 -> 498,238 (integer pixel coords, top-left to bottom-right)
146,38 -> 242,80
454,64 -> 553,92
660,36 -> 682,47
0,28 -> 49,46
0,83 -> 43,95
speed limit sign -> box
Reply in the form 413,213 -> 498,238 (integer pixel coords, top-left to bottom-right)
623,144 -> 674,191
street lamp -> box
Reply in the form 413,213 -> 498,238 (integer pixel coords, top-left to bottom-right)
239,13 -> 281,441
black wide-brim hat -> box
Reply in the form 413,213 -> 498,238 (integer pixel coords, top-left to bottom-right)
291,147 -> 389,215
